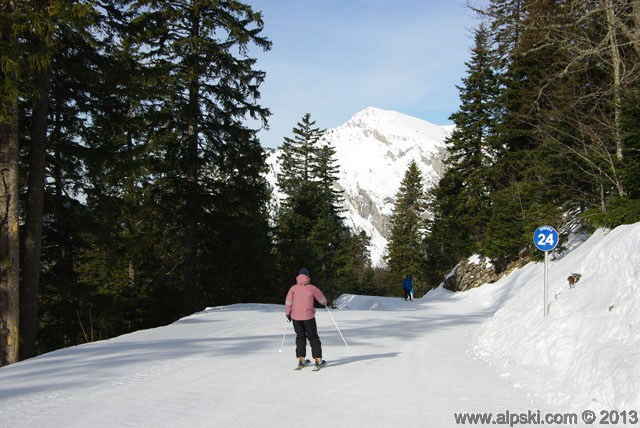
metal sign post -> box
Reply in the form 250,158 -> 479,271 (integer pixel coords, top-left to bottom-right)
533,226 -> 559,317
544,250 -> 549,316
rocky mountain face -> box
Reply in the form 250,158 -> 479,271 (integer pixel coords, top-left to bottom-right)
265,106 -> 453,267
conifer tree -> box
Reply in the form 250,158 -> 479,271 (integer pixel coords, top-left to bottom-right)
620,90 -> 640,206
333,230 -> 372,296
0,0 -> 22,366
276,113 -> 326,275
313,144 -> 345,215
0,0 -> 278,360
276,113 -> 366,298
422,0 -> 640,279
277,113 -> 323,195
124,0 -> 272,313
424,24 -> 498,282
22,0 -> 136,355
78,3 -> 183,340
481,0 -> 569,268
526,0 -> 640,225
385,161 -> 427,295
18,0 -> 103,360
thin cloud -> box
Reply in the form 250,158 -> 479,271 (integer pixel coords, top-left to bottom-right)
338,0 -> 370,16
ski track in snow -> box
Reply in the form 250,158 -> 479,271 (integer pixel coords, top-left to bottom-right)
0,295 -> 569,428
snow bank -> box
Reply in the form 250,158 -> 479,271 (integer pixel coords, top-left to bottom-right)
334,294 -> 407,310
474,223 -> 640,411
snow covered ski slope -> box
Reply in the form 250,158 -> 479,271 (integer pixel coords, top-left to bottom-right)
2,222 -> 640,428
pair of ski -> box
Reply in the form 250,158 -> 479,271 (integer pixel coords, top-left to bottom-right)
294,359 -> 327,371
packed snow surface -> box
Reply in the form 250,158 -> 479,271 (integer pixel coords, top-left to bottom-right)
1,222 -> 639,428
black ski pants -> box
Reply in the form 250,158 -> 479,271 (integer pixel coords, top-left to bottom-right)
292,318 -> 322,359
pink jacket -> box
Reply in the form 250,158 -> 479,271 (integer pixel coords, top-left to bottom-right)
285,274 -> 327,321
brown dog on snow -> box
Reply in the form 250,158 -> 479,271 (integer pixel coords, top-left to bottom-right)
567,273 -> 582,288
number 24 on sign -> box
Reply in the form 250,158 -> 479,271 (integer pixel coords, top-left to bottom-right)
537,233 -> 555,247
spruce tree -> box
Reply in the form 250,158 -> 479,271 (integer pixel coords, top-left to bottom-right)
276,113 -> 366,298
276,113 -> 326,276
24,1 -> 134,355
481,0 -> 569,268
124,0 -> 272,313
18,0 -> 104,360
385,161 -> 427,295
334,230 -> 372,296
277,113 -> 323,195
0,0 -> 21,366
309,141 -> 359,297
620,90 -> 640,203
78,8 -> 178,340
424,24 -> 498,283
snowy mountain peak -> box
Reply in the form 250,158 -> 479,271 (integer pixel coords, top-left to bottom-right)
267,107 -> 453,266
341,106 -> 452,148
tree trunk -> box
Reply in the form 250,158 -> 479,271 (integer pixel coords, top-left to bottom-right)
0,121 -> 20,367
634,1 -> 640,55
0,118 -> 21,367
604,0 -> 624,161
183,83 -> 199,314
603,0 -> 627,198
20,67 -> 50,360
52,136 -> 80,346
0,0 -> 21,367
182,9 -> 201,314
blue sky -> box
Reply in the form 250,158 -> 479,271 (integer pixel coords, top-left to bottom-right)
245,1 -> 487,148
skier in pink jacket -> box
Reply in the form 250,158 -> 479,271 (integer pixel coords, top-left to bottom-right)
285,268 -> 328,369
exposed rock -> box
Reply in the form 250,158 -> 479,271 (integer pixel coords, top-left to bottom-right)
442,255 -> 499,292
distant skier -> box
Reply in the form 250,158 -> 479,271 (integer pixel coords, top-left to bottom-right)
402,275 -> 414,301
285,268 -> 328,369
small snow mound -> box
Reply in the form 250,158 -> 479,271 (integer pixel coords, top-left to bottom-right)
334,294 -> 409,310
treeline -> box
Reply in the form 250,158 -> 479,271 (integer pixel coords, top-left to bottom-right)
386,0 -> 640,291
2,0 -> 639,366
1,0 -> 274,364
0,1 -> 368,366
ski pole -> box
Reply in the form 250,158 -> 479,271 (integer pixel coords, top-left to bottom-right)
278,320 -> 290,353
325,305 -> 350,351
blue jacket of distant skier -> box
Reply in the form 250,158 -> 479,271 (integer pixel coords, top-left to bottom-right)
402,276 -> 413,291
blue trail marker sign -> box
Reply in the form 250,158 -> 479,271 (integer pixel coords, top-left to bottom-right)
533,226 -> 559,317
534,225 -> 559,252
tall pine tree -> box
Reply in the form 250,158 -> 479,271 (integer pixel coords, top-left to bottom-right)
385,161 -> 427,296
275,113 -> 366,299
482,0 -> 568,269
18,0 -> 102,360
123,0 -> 272,313
0,0 -> 22,366
276,113 -> 325,278
424,23 -> 499,283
